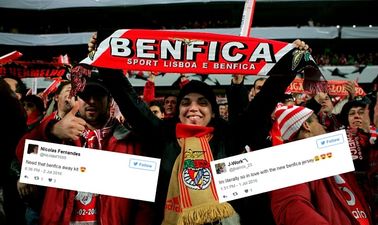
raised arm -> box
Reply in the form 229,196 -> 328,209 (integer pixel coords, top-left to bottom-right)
241,39 -> 310,150
98,68 -> 163,137
226,75 -> 250,125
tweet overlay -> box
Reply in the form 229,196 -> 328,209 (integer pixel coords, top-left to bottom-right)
210,130 -> 354,202
20,139 -> 161,202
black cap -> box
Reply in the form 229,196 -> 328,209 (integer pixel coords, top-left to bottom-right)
176,80 -> 219,118
77,79 -> 109,100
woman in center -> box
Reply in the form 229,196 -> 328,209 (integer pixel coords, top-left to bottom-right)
95,39 -> 308,225
98,63 -> 296,225
162,81 -> 237,225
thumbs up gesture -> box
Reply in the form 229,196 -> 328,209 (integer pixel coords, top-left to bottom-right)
51,101 -> 86,141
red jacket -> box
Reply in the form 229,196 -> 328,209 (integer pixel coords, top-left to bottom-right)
270,172 -> 372,225
16,113 -> 153,225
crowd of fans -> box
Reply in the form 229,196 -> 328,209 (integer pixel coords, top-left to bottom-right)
1,27 -> 378,225
313,52 -> 378,66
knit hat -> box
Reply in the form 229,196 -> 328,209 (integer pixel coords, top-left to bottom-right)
271,105 -> 314,145
176,80 -> 219,118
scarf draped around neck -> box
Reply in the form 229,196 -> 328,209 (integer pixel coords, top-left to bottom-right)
162,123 -> 235,225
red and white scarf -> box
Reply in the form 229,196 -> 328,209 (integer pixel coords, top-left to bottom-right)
82,118 -> 116,150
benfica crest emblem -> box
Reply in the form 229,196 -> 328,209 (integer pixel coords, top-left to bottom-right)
182,159 -> 211,190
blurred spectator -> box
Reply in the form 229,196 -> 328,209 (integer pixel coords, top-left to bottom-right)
22,95 -> 45,130
163,94 -> 177,119
2,76 -> 27,101
219,103 -> 229,121
249,78 -> 267,101
149,100 -> 165,120
0,78 -> 27,225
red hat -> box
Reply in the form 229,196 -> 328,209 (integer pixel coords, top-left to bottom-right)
271,105 -> 313,145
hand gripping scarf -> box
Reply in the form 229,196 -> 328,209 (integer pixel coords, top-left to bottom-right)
162,123 -> 235,225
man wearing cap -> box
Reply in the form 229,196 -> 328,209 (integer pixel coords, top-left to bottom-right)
270,105 -> 373,225
15,77 -> 152,225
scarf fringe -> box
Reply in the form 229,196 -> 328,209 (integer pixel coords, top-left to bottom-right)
177,202 -> 235,225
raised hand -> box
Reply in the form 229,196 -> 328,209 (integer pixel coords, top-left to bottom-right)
362,105 -> 371,133
88,32 -> 97,53
147,72 -> 155,83
51,101 -> 86,141
345,81 -> 356,100
292,39 -> 310,51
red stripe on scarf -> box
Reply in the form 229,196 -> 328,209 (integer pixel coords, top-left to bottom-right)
200,136 -> 219,200
179,148 -> 192,208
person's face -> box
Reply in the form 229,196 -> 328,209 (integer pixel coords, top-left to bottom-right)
164,96 -> 177,116
320,95 -> 333,114
4,77 -> 22,100
23,101 -> 37,116
179,93 -> 214,126
307,114 -> 326,137
150,105 -> 164,119
78,94 -> 109,127
249,79 -> 266,101
348,106 -> 365,129
219,105 -> 226,114
219,105 -> 228,119
55,84 -> 74,114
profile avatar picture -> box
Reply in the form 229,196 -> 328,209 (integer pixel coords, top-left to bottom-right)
27,144 -> 39,154
215,162 -> 226,174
